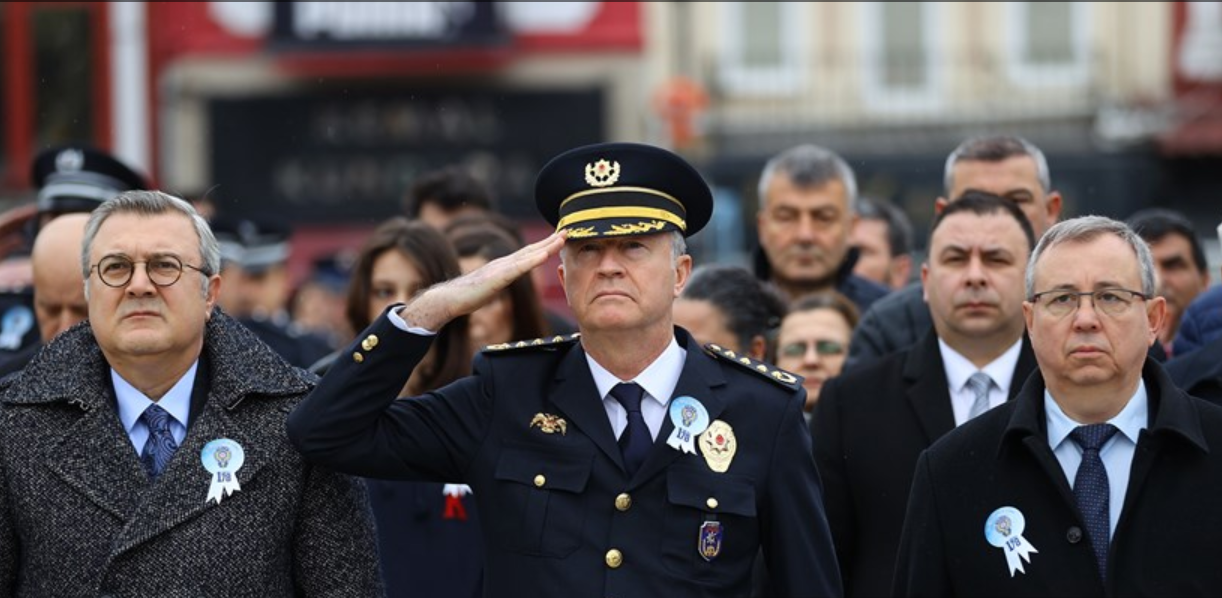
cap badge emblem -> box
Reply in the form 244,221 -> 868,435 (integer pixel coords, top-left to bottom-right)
55,149 -> 85,173
584,159 -> 620,188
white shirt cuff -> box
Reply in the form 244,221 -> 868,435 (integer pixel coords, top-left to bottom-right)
387,306 -> 437,336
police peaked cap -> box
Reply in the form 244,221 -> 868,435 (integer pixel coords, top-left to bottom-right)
31,146 -> 148,215
535,142 -> 713,239
212,218 -> 291,273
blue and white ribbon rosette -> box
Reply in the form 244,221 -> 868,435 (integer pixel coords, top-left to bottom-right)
985,506 -> 1038,576
202,438 -> 245,505
666,396 -> 710,454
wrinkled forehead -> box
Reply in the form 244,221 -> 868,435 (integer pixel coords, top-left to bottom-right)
89,212 -> 200,259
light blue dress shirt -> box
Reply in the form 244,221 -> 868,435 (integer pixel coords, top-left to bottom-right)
1045,380 -> 1148,539
114,362 -> 197,455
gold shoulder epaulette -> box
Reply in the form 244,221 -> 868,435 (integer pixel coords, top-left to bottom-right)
482,333 -> 582,353
703,343 -> 801,391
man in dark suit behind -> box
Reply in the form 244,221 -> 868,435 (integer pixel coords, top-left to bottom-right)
0,191 -> 380,596
811,192 -> 1038,597
895,216 -> 1222,596
289,142 -> 841,598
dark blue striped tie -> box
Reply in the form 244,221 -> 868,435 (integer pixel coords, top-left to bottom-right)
1070,423 -> 1119,581
610,383 -> 650,476
140,404 -> 179,480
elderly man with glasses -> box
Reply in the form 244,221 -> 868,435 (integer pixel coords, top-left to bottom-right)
894,215 -> 1222,596
0,191 -> 381,596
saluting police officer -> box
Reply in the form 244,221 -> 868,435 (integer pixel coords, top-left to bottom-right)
288,142 -> 842,598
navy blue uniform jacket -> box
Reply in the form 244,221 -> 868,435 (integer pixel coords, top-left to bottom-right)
288,313 -> 842,598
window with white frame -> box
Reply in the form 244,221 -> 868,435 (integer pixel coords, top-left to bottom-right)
1003,2 -> 1090,86
860,2 -> 943,112
717,2 -> 807,96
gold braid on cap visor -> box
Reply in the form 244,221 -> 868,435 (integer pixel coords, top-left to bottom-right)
556,186 -> 687,232
556,206 -> 686,232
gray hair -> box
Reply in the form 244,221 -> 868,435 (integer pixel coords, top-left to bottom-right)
944,135 -> 1052,195
82,190 -> 221,298
1025,215 -> 1156,299
559,230 -> 687,265
757,144 -> 857,210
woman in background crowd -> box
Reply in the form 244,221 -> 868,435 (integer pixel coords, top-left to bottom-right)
444,216 -> 549,350
672,263 -> 788,361
774,292 -> 859,412
312,217 -> 481,598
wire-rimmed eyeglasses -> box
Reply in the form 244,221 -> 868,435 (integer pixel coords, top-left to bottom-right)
90,254 -> 207,288
1028,288 -> 1147,318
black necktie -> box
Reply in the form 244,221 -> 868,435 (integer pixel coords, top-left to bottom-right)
140,404 -> 179,480
1069,423 -> 1119,581
610,383 -> 650,476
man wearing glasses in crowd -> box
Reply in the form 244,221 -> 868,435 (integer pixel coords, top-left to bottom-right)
0,191 -> 380,596
894,215 -> 1222,596
810,192 -> 1040,597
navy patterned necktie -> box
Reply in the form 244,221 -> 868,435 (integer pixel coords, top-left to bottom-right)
140,404 -> 180,480
610,383 -> 650,477
1069,423 -> 1119,581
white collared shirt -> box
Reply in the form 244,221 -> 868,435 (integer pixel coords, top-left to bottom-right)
1045,381 -> 1147,540
588,338 -> 686,442
114,362 -> 197,455
938,337 -> 1024,427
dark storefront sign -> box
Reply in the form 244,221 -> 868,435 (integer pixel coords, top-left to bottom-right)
270,1 -> 506,50
208,88 -> 604,223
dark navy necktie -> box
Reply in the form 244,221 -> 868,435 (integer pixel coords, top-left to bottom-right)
140,404 -> 180,480
610,383 -> 650,476
1069,423 -> 1119,581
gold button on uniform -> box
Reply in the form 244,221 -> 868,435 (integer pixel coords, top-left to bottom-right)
706,497 -> 719,510
615,493 -> 632,511
361,334 -> 379,351
534,474 -> 546,488
605,549 -> 623,568
352,352 -> 364,363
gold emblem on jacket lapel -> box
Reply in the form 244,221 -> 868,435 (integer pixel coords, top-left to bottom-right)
202,439 -> 245,505
529,413 -> 568,436
699,520 -> 723,561
698,420 -> 736,473
985,506 -> 1038,577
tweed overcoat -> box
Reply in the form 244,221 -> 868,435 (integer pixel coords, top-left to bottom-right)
0,312 -> 382,597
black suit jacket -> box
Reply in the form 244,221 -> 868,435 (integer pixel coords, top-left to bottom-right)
894,360 -> 1222,597
289,314 -> 842,598
811,329 -> 1037,597
1165,334 -> 1222,404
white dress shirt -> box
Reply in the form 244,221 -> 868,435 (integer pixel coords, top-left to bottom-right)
588,338 -> 686,442
938,337 -> 1023,427
1045,381 -> 1147,540
114,362 -> 197,454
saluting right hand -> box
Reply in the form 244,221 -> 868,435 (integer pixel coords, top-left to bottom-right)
398,231 -> 566,331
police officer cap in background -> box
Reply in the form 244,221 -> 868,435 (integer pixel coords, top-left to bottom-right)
31,146 -> 148,221
535,142 -> 713,240
212,217 -> 332,369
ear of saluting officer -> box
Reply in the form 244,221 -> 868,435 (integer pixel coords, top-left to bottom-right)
30,145 -> 148,215
535,142 -> 713,240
